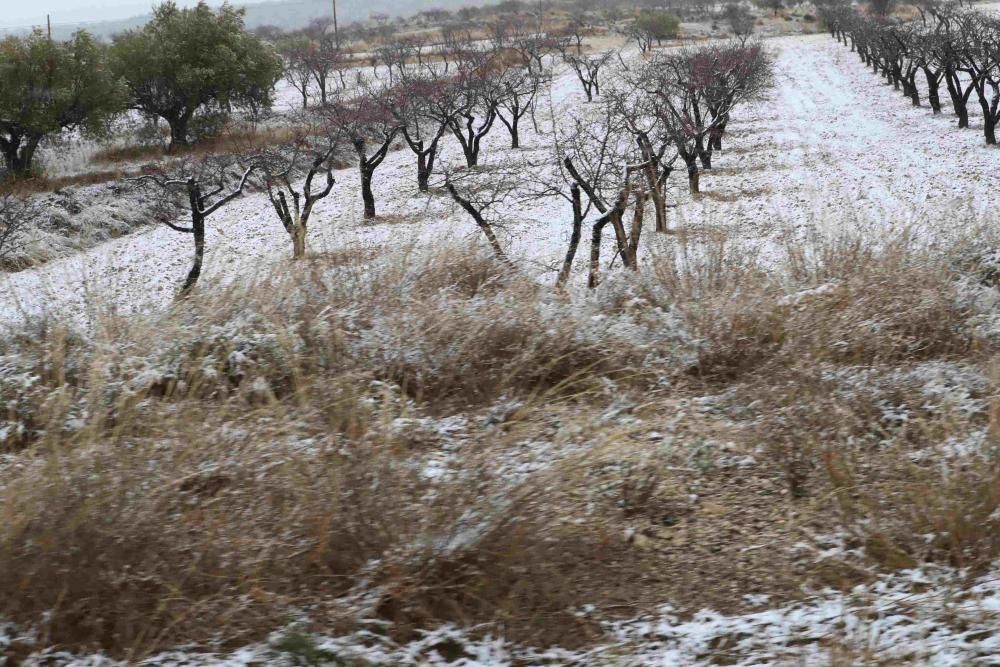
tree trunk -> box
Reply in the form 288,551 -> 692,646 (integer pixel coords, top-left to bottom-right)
292,223 -> 306,258
167,116 -> 190,151
417,152 -> 430,192
983,115 -> 997,145
179,211 -> 205,296
698,141 -> 713,169
945,73 -> 969,128
464,144 -> 478,167
924,69 -> 941,114
0,134 -> 40,176
626,192 -> 644,270
361,168 -> 376,219
588,218 -> 607,289
557,185 -> 583,289
685,155 -> 700,194
608,209 -> 632,270
904,75 -> 920,106
509,115 -> 520,149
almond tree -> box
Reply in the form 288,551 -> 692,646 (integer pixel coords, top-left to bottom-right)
277,36 -> 314,109
447,72 -> 500,168
391,75 -> 456,191
303,25 -> 346,104
495,68 -> 542,148
606,86 -> 676,234
698,43 -> 774,155
913,29 -> 947,113
563,51 -> 613,102
255,133 -> 338,259
554,101 -> 650,286
634,51 -> 714,193
131,158 -> 257,295
957,15 -> 1000,144
323,91 -> 401,219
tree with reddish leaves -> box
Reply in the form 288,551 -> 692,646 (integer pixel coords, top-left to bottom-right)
322,91 -> 401,219
628,43 -> 773,191
629,52 -> 712,193
390,74 -> 456,192
696,43 -> 774,156
300,18 -> 344,105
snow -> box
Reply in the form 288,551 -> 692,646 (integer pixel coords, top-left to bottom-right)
6,34 -> 999,329
26,5 -> 1000,313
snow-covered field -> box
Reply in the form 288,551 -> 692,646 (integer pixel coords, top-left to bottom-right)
4,34 -> 1000,328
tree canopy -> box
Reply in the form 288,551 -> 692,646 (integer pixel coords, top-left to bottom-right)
635,11 -> 681,44
0,30 -> 125,176
112,1 -> 283,148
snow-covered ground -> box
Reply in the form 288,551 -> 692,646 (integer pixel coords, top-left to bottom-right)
4,34 -> 999,328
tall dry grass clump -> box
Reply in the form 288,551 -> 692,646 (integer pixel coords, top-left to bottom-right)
0,244 -> 664,656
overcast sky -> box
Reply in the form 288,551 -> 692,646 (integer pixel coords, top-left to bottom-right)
0,0 -> 233,30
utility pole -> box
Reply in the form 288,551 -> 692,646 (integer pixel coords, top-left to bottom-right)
331,0 -> 339,47
47,14 -> 52,40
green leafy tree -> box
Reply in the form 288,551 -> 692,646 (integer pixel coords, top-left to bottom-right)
633,11 -> 681,50
0,30 -> 125,177
112,1 -> 283,149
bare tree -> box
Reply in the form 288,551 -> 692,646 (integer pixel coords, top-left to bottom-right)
255,133 -> 338,259
495,68 -> 542,148
323,90 -> 401,219
564,51 -> 613,102
130,158 -> 257,295
447,72 -> 501,168
277,37 -> 314,109
552,101 -> 650,286
301,18 -> 345,105
442,167 -> 518,263
391,74 -> 455,191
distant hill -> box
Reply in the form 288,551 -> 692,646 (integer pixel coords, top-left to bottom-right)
5,0 -> 493,40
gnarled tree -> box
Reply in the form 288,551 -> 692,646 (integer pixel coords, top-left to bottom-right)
0,30 -> 124,176
112,2 -> 282,149
131,158 -> 257,295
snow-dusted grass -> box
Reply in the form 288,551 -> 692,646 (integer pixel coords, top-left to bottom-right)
1,222 -> 1000,663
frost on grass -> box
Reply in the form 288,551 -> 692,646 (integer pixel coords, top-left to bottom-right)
6,564 -> 999,666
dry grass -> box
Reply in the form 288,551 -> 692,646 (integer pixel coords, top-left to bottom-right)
0,169 -> 138,196
91,126 -> 308,166
1,230 -> 999,659
0,245 -> 664,656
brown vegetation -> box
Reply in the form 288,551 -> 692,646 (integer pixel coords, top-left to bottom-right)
1,227 -> 997,660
